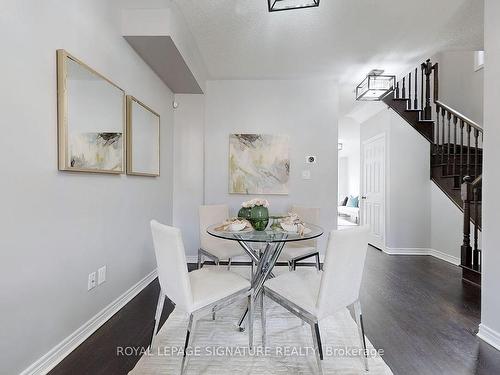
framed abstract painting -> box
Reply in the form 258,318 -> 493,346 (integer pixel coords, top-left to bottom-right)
126,96 -> 160,177
229,134 -> 290,195
57,49 -> 126,174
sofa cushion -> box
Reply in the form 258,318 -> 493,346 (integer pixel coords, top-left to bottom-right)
347,196 -> 359,208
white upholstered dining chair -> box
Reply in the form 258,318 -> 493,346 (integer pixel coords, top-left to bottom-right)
278,206 -> 321,270
262,226 -> 370,374
150,220 -> 254,375
198,204 -> 247,269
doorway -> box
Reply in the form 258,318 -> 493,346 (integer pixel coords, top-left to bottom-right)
360,133 -> 386,250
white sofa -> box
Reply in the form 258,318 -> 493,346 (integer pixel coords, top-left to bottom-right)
338,205 -> 360,223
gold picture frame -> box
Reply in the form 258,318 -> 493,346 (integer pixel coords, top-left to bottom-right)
57,49 -> 126,174
126,96 -> 160,177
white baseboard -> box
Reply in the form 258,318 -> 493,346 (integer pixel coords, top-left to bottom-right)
478,324 -> 500,351
384,247 -> 430,256
428,248 -> 460,266
20,269 -> 158,375
384,247 -> 460,266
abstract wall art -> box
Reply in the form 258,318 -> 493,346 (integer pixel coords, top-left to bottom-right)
57,49 -> 126,174
69,132 -> 123,170
126,96 -> 160,176
229,134 -> 290,195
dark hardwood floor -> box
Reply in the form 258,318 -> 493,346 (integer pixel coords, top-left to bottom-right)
49,248 -> 500,375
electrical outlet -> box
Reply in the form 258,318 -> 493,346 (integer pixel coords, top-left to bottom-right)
98,266 -> 106,285
88,272 -> 97,291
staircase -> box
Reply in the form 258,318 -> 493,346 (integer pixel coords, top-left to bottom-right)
382,59 -> 483,286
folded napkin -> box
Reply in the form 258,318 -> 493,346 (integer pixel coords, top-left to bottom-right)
281,212 -> 308,236
214,218 -> 251,232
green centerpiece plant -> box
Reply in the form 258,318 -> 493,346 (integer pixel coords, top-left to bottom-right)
239,198 -> 269,231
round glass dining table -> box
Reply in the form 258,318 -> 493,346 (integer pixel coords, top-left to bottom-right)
207,223 -> 324,329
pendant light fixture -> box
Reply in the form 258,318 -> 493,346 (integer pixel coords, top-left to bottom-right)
268,0 -> 320,12
356,70 -> 396,101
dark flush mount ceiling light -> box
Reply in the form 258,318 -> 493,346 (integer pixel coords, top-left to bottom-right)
268,0 -> 320,12
356,70 -> 396,101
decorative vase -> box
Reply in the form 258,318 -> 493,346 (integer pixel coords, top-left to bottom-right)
249,206 -> 269,231
238,207 -> 252,220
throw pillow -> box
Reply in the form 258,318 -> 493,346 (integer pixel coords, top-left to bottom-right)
347,196 -> 359,208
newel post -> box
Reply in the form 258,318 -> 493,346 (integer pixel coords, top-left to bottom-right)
421,59 -> 435,120
461,176 -> 473,268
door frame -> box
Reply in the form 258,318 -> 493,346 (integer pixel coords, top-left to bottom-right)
360,132 -> 387,251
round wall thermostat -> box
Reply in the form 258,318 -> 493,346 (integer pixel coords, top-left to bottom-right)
306,156 -> 317,164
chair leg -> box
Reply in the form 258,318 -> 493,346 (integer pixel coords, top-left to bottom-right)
292,260 -> 296,271
197,250 -> 203,269
227,258 -> 232,271
288,261 -> 293,272
150,290 -> 165,349
180,314 -> 195,375
354,300 -> 369,372
260,290 -> 266,347
310,322 -> 324,375
315,253 -> 321,271
251,260 -> 255,277
248,294 -> 254,349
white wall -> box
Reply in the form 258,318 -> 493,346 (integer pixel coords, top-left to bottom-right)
479,0 -> 500,351
387,110 -> 431,250
0,1 -> 174,374
360,107 -> 431,251
338,116 -> 360,199
338,157 -> 349,200
359,106 -> 475,262
173,94 -> 205,256
433,50 -> 484,125
204,80 -> 339,254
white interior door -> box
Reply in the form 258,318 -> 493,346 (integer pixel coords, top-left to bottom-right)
361,134 -> 385,250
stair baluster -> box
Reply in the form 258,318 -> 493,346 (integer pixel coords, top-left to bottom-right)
435,106 -> 440,155
441,108 -> 446,165
474,129 -> 479,179
461,176 -> 473,269
420,65 -> 424,112
467,124 -> 472,177
447,112 -> 451,175
460,120 -> 465,186
409,72 -> 412,109
414,68 -> 418,110
473,184 -> 480,271
453,116 -> 458,176
402,77 -> 406,99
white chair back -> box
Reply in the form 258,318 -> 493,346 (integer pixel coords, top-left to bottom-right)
199,204 -> 230,251
316,226 -> 369,318
291,205 -> 320,248
150,221 -> 193,312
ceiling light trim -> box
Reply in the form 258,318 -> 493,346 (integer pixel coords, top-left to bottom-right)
268,0 -> 320,12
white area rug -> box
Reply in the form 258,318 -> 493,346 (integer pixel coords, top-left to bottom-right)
130,267 -> 392,375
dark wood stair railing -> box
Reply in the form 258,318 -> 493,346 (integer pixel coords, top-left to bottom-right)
461,175 -> 482,286
382,59 -> 483,287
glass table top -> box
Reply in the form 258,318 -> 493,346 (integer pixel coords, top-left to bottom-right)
207,222 -> 324,243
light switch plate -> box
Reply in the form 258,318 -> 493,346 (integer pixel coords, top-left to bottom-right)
302,170 -> 311,180
88,272 -> 96,291
98,266 -> 106,285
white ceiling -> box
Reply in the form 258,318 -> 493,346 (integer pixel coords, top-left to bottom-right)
174,0 -> 483,86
